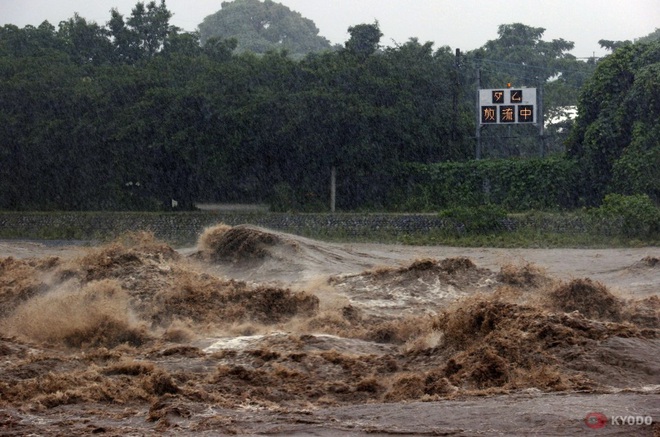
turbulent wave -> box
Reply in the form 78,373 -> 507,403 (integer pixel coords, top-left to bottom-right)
0,224 -> 658,434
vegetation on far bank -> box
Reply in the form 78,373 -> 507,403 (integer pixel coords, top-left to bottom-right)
0,1 -> 658,226
0,202 -> 657,248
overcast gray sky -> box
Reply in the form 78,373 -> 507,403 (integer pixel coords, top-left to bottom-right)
1,0 -> 658,57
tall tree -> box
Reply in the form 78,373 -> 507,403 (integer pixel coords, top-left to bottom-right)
344,22 -> 382,60
199,0 -> 331,57
636,28 -> 660,44
480,23 -> 575,84
109,0 -> 173,63
567,40 -> 660,204
0,21 -> 62,57
57,14 -> 113,65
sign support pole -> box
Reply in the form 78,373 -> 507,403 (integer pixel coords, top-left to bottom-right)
537,78 -> 545,158
475,67 -> 482,160
478,85 -> 536,159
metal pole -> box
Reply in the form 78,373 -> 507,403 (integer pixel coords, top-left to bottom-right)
475,66 -> 481,160
538,78 -> 545,158
452,48 -> 460,142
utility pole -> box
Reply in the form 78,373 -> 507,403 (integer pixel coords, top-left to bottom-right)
537,78 -> 545,158
452,48 -> 460,142
475,66 -> 482,160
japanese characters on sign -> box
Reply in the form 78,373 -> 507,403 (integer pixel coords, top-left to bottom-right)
500,106 -> 515,123
479,88 -> 536,124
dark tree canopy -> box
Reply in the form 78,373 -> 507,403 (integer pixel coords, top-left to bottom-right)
198,0 -> 332,56
636,28 -> 660,44
598,28 -> 660,53
345,22 -> 382,59
598,39 -> 632,52
0,1 -> 657,212
109,0 -> 174,63
57,14 -> 113,65
567,40 -> 660,204
481,23 -> 576,84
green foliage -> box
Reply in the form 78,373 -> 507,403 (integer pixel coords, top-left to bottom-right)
0,10 -> 472,212
588,194 -> 660,238
636,28 -> 660,44
199,0 -> 332,57
2,3 -> 657,215
438,204 -> 507,234
481,23 -> 575,83
394,157 -> 580,212
269,182 -> 295,212
57,14 -> 113,65
0,21 -> 63,57
3,210 -> 654,248
610,122 -> 660,202
567,40 -> 660,205
345,22 -> 382,59
108,0 -> 173,63
598,39 -> 632,52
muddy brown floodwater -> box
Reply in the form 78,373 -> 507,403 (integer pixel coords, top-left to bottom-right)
0,224 -> 658,436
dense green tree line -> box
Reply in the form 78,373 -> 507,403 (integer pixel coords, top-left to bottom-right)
0,6 -> 462,210
567,40 -> 660,205
398,157 -> 581,211
0,1 -> 655,211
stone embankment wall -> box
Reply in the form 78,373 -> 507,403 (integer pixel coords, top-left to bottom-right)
0,212 -> 590,245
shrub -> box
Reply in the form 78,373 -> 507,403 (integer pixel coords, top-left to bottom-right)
395,157 -> 580,212
438,204 -> 507,234
589,194 -> 660,238
269,182 -> 296,212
